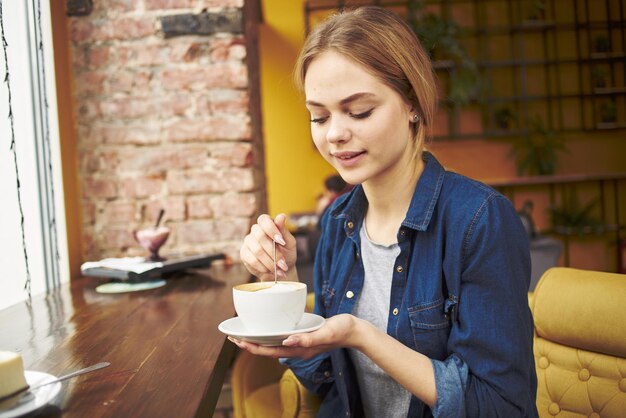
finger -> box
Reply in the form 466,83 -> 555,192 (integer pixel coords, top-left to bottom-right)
240,242 -> 273,276
283,326 -> 334,348
272,214 -> 297,270
273,213 -> 289,245
257,214 -> 286,246
283,333 -> 318,348
257,215 -> 286,256
230,337 -> 305,358
249,224 -> 278,272
251,223 -> 288,274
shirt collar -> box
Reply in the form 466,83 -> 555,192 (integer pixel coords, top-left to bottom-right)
331,151 -> 445,232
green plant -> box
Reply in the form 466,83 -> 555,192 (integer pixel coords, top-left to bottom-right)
591,66 -> 609,88
548,193 -> 605,235
594,35 -> 610,53
494,106 -> 516,130
527,0 -> 545,20
511,116 -> 567,176
600,100 -> 617,123
407,3 -> 480,105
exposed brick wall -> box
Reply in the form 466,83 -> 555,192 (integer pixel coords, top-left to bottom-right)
69,0 -> 266,262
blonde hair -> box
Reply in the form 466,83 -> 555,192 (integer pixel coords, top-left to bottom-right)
294,6 -> 438,156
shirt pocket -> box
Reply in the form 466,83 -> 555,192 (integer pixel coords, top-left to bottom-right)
407,298 -> 451,359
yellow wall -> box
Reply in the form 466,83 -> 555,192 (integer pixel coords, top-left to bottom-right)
260,1 -> 626,216
260,0 -> 338,217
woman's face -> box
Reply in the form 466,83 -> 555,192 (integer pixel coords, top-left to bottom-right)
304,50 -> 414,186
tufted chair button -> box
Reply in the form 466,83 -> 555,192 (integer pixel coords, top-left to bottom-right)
578,368 -> 590,381
548,403 -> 560,415
589,413 -> 600,418
538,356 -> 549,369
619,378 -> 626,392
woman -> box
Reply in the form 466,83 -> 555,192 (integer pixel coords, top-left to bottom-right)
237,6 -> 537,417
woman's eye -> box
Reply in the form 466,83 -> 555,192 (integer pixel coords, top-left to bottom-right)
350,109 -> 373,119
311,116 -> 328,124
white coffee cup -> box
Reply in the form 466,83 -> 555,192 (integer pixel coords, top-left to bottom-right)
233,281 -> 307,333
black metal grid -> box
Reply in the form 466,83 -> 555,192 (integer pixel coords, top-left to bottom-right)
304,0 -> 626,140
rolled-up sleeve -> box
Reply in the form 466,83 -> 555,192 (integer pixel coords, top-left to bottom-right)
281,353 -> 334,396
431,354 -> 469,417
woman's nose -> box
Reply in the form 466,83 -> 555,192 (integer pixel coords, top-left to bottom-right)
326,117 -> 350,143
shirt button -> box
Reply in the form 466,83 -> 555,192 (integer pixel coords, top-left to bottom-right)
347,221 -> 354,229
396,265 -> 403,273
399,229 -> 406,236
346,291 -> 354,299
324,371 -> 331,378
392,308 -> 399,315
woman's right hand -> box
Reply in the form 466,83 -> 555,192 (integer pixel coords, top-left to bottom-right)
240,213 -> 298,281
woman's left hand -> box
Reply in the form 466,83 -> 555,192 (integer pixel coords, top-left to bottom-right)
229,314 -> 363,359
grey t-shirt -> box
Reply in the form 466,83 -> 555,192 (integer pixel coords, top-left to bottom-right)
347,225 -> 412,418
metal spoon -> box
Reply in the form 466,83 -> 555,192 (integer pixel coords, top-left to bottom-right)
0,362 -> 110,402
273,238 -> 277,285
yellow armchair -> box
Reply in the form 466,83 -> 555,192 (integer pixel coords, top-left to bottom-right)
231,350 -> 287,418
530,267 -> 626,417
232,268 -> 626,417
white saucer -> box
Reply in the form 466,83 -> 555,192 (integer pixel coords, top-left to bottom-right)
0,371 -> 61,418
218,312 -> 325,346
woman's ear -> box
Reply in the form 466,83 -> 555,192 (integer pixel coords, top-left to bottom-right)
407,103 -> 416,122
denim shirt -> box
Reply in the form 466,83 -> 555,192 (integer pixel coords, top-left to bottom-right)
284,152 -> 538,418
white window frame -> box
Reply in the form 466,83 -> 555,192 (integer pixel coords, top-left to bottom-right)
0,0 -> 69,310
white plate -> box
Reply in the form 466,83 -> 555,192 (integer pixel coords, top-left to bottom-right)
218,312 -> 325,346
0,371 -> 61,418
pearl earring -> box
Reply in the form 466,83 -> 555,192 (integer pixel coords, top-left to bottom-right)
412,114 -> 420,123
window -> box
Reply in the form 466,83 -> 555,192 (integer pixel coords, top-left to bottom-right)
0,0 -> 68,310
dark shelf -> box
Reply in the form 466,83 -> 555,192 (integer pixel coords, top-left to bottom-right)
512,21 -> 556,32
596,122 -> 626,130
593,87 -> 626,95
304,0 -> 626,140
477,55 -> 626,69
546,224 -> 625,237
590,52 -> 626,60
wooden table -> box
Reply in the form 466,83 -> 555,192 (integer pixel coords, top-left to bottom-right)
0,263 -> 250,417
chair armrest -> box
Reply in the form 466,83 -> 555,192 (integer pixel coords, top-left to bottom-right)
306,293 -> 315,312
279,368 -> 321,418
231,350 -> 287,416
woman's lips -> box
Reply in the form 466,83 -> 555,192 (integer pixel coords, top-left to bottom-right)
332,151 -> 366,168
